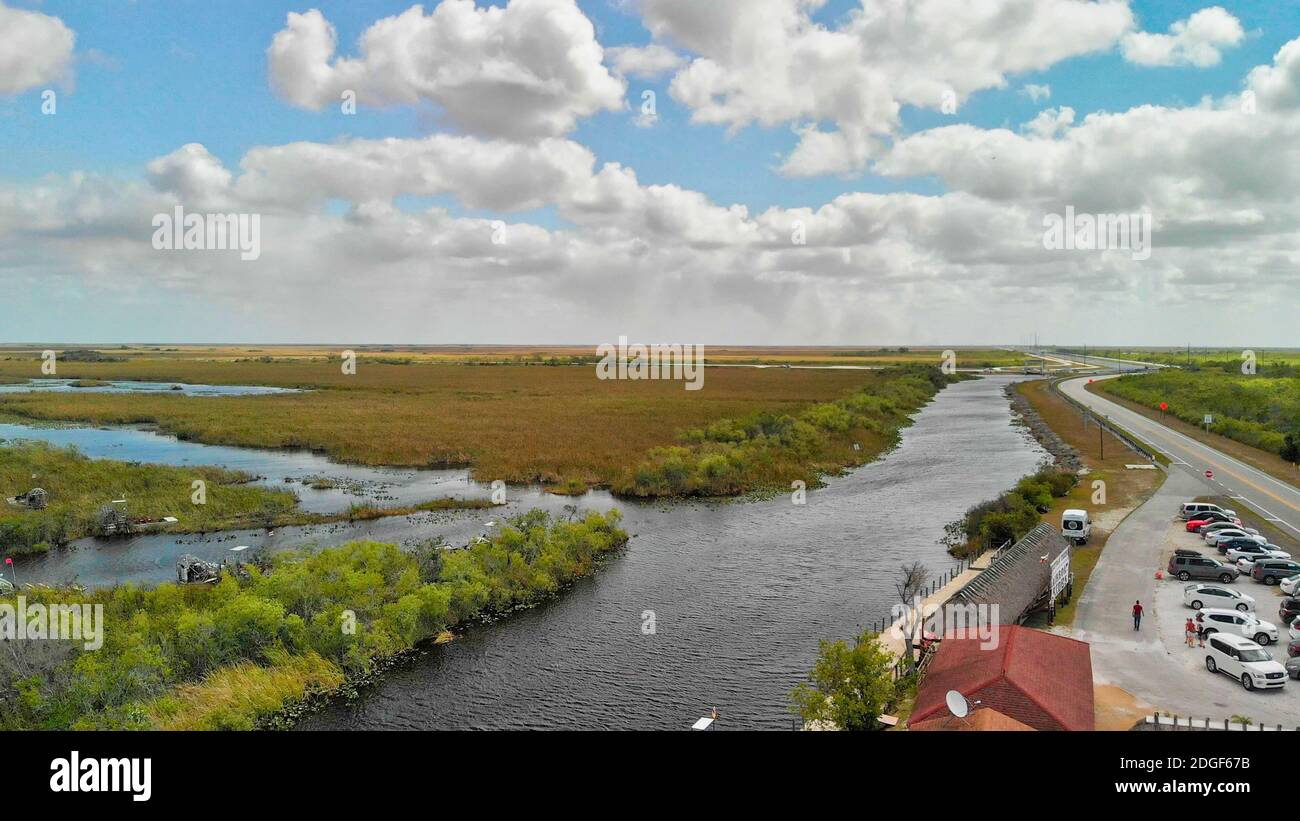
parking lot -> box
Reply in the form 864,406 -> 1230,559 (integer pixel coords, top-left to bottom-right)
1153,510 -> 1297,725
1076,468 -> 1298,729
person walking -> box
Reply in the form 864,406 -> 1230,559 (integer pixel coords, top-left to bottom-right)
1184,617 -> 1197,647
1195,612 -> 1206,647
1132,600 -> 1144,631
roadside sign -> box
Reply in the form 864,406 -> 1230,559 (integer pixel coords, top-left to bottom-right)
1160,402 -> 1168,411
1049,550 -> 1071,601
1205,469 -> 1214,480
1203,414 -> 1213,425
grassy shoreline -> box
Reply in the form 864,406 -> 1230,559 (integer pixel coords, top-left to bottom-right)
612,366 -> 960,497
1,509 -> 628,730
0,360 -> 957,499
0,440 -> 495,558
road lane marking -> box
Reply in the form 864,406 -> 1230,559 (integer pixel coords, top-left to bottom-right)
1061,379 -> 1300,503
1059,377 -> 1300,536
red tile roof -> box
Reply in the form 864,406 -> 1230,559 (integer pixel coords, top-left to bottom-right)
910,707 -> 1035,732
909,626 -> 1094,731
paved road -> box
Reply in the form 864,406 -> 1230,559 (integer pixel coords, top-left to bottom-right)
1058,373 -> 1300,539
1074,468 -> 1299,727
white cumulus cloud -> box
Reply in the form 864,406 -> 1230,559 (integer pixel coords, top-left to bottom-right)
267,0 -> 625,140
1121,6 -> 1244,68
0,1 -> 75,96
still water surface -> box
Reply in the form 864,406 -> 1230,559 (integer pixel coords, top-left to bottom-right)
300,375 -> 1047,730
2,376 -> 1045,728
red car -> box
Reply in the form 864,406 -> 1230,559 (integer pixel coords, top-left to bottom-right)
1187,517 -> 1242,533
1289,639 -> 1300,658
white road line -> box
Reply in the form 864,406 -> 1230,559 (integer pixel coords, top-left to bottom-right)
1060,379 -> 1300,537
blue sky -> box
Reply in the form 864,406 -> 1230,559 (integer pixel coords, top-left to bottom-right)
2,0 -> 1290,213
1,1 -> 1297,345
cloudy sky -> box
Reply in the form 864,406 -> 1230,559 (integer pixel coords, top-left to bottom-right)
0,0 -> 1297,346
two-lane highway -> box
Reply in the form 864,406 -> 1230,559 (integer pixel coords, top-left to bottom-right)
1058,373 -> 1300,538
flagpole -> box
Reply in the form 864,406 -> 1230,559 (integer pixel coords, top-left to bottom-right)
4,557 -> 17,589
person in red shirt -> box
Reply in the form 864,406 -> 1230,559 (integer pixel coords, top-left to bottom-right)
1132,600 -> 1144,631
1185,617 -> 1197,646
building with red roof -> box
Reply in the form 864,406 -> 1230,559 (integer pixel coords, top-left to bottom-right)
909,626 -> 1094,731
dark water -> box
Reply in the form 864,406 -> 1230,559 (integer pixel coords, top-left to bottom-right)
295,375 -> 1048,730
2,375 -> 1046,728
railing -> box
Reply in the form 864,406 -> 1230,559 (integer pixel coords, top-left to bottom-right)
862,550 -> 989,636
1141,714 -> 1299,732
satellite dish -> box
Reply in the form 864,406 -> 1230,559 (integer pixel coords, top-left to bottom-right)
945,690 -> 970,719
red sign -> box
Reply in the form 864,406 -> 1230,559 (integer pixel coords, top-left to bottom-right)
1204,469 -> 1214,480
1160,402 -> 1168,411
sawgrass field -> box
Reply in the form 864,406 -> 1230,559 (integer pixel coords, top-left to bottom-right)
0,352 -> 957,494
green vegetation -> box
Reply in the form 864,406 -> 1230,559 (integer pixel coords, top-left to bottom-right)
0,357 -> 877,493
1100,370 -> 1300,456
613,366 -> 955,497
336,498 -> 495,520
58,349 -> 127,364
1063,348 -> 1300,374
0,442 -> 495,557
67,380 -> 112,389
0,441 -> 298,557
941,467 -> 1077,558
0,509 -> 627,730
790,629 -> 901,731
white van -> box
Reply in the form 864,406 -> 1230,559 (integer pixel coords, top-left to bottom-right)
1061,509 -> 1091,545
1179,502 -> 1237,521
1204,633 -> 1287,691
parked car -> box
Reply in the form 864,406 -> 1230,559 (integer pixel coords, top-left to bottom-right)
1061,509 -> 1091,545
1225,543 -> 1290,564
1197,608 -> 1280,646
1282,574 -> 1300,596
1290,617 -> 1300,642
1169,554 -> 1239,583
1202,521 -> 1259,539
1184,584 -> 1254,612
1286,655 -> 1300,681
1289,638 -> 1300,658
1253,559 -> 1300,586
1180,502 -> 1237,521
1187,513 -> 1242,532
1217,536 -> 1275,555
1204,633 -> 1288,691
1205,529 -> 1265,547
1279,597 -> 1300,625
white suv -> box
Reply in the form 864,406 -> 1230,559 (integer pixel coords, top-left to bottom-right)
1205,633 -> 1288,691
1183,584 -> 1254,612
1197,608 -> 1280,646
